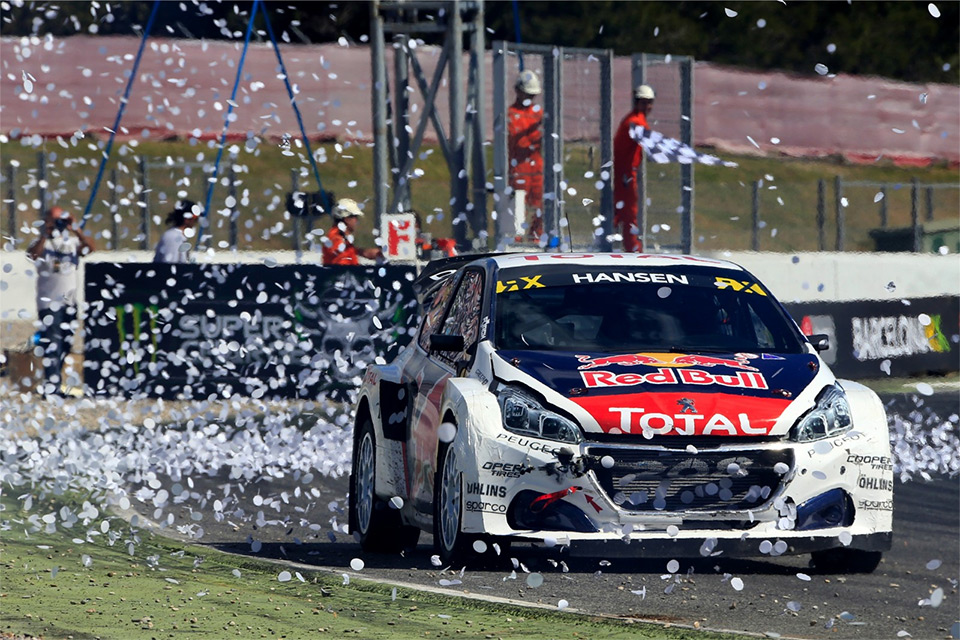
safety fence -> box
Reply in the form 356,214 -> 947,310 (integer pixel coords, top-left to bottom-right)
73,262 -> 960,399
2,152 -> 332,254
735,177 -> 958,254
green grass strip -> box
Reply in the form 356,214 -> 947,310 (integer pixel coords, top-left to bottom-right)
1,492 -> 745,640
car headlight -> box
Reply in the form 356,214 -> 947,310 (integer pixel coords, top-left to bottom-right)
790,384 -> 853,442
498,388 -> 583,444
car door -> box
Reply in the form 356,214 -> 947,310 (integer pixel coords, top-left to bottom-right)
406,269 -> 485,515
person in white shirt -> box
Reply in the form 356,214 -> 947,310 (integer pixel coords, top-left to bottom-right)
154,199 -> 199,263
27,206 -> 95,395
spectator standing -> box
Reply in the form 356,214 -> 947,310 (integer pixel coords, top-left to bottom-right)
508,69 -> 544,242
153,200 -> 199,263
613,84 -> 655,252
322,198 -> 383,265
26,206 -> 95,395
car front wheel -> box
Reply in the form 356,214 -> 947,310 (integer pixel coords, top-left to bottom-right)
434,441 -> 472,565
349,419 -> 419,553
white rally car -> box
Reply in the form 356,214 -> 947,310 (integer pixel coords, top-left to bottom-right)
348,253 -> 892,572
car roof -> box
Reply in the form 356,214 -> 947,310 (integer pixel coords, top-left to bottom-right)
485,252 -> 747,272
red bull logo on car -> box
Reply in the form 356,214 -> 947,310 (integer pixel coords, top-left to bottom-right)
576,352 -> 759,371
580,367 -> 768,390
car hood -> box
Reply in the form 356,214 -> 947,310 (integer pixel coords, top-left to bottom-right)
492,349 -> 824,438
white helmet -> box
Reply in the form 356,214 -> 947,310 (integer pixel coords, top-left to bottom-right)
634,84 -> 656,100
334,198 -> 364,220
515,70 -> 542,96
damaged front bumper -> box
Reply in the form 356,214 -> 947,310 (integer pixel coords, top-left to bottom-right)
458,429 -> 894,558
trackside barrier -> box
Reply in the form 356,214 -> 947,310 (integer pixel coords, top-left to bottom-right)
783,297 -> 959,379
82,263 -> 958,399
83,263 -> 419,399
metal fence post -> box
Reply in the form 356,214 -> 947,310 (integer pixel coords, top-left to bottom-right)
371,2 -> 388,232
491,42 -> 508,248
679,56 -> 694,254
879,184 -> 888,228
448,3 -> 468,250
816,178 -> 826,251
598,50 -> 614,252
925,184 -> 934,222
229,164 -> 238,251
110,168 -> 119,250
291,168 -> 300,253
394,34 -> 411,213
910,177 -> 920,252
138,156 -> 149,250
468,3 -> 487,247
37,150 -> 47,212
542,50 -> 558,247
834,175 -> 844,251
6,162 -> 16,243
751,180 -> 760,251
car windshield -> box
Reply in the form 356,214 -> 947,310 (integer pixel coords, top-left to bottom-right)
493,266 -> 806,353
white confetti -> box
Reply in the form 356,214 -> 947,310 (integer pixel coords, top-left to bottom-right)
724,7 -> 738,17
731,577 -> 744,591
928,3 -> 940,18
350,557 -> 365,571
277,570 -> 292,582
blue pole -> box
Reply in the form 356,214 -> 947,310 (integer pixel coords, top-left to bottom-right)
259,4 -> 325,197
80,0 -> 160,229
197,0 -> 260,248
512,0 -> 524,70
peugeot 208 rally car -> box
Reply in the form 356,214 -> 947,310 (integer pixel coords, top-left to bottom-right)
348,253 -> 892,572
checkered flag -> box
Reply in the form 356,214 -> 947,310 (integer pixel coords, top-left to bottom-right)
630,125 -> 737,167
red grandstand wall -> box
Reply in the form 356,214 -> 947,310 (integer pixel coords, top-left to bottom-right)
2,36 -> 957,165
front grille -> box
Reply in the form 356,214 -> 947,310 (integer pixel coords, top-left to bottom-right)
586,446 -> 793,513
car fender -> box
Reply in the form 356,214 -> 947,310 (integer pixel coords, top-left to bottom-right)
355,364 -> 407,503
439,376 -> 501,468
790,379 -> 893,534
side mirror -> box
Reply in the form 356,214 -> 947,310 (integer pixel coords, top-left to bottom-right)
429,333 -> 465,354
806,334 -> 830,352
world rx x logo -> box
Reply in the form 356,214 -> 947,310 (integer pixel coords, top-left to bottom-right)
496,275 -> 544,293
677,397 -> 697,414
714,277 -> 767,296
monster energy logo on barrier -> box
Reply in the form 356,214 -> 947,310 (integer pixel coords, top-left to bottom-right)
84,262 -> 420,399
114,303 -> 160,374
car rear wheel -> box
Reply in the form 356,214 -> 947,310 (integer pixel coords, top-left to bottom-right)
349,419 -> 420,553
810,548 -> 882,574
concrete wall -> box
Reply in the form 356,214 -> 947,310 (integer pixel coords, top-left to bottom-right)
2,250 -> 957,322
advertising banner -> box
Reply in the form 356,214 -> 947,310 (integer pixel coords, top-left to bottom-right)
84,263 -> 419,399
784,297 -> 959,379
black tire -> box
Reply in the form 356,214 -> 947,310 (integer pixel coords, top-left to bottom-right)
433,441 -> 475,566
810,548 -> 883,574
433,441 -> 512,568
349,418 -> 420,553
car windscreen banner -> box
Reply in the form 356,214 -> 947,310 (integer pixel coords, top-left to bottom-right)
493,264 -> 769,295
83,262 -> 419,399
783,296 -> 959,379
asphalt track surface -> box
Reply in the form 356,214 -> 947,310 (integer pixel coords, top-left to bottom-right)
154,393 -> 959,640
